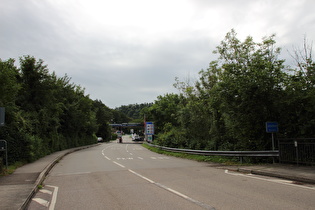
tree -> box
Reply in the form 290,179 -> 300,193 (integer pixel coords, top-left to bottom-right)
209,30 -> 286,150
93,99 -> 112,141
171,30 -> 287,151
280,38 -> 315,137
115,103 -> 153,120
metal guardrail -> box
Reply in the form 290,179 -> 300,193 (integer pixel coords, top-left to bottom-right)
146,143 -> 279,158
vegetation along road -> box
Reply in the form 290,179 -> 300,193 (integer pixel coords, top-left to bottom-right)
27,136 -> 315,210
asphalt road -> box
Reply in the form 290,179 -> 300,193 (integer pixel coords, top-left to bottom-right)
28,136 -> 315,210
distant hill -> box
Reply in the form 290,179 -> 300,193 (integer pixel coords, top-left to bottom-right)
115,103 -> 152,120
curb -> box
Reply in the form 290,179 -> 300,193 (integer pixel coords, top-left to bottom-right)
236,168 -> 315,185
19,143 -> 100,210
250,170 -> 315,185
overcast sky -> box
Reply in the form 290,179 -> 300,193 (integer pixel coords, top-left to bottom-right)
1,0 -> 314,108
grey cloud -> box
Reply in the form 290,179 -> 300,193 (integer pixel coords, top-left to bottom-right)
1,0 -> 314,108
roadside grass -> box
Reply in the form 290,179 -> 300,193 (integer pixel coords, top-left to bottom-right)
142,143 -> 241,165
0,161 -> 26,176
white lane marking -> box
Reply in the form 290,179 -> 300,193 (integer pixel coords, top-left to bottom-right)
225,170 -> 315,190
101,144 -> 118,159
138,157 -> 143,160
129,153 -> 133,155
32,198 -> 50,207
104,156 -> 111,160
151,157 -> 157,159
113,161 -> 125,168
46,185 -> 58,210
40,189 -> 52,195
128,169 -> 215,210
129,169 -> 155,183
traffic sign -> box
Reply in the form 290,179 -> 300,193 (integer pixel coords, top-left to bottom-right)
146,122 -> 154,135
266,122 -> 278,133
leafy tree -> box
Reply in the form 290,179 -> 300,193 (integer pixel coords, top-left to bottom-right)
115,103 -> 153,120
211,30 -> 286,150
145,93 -> 185,147
93,99 -> 112,141
0,58 -> 20,106
0,55 -> 109,166
280,39 -> 315,137
0,58 -> 28,162
154,30 -> 291,151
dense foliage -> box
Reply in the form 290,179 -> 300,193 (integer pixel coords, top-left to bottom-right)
145,30 -> 315,151
115,103 -> 152,121
0,56 -> 117,168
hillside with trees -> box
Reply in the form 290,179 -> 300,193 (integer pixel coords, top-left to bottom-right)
144,30 -> 315,151
0,56 -> 127,171
115,103 -> 152,121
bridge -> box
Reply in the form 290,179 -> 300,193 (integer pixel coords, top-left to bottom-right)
109,123 -> 143,127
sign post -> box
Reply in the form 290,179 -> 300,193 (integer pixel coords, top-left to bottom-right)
266,122 -> 278,163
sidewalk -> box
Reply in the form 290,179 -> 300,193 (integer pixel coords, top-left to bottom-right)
222,164 -> 315,184
0,144 -> 99,210
0,144 -> 314,210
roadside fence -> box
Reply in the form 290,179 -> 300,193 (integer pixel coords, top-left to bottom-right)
278,138 -> 315,165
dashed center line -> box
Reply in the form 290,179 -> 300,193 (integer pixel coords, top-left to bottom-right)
128,169 -> 215,210
101,144 -> 214,209
104,156 -> 111,160
113,161 -> 125,168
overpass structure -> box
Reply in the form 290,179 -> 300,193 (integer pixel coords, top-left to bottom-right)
109,123 -> 143,127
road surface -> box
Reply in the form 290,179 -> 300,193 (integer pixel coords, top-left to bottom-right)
28,135 -> 315,209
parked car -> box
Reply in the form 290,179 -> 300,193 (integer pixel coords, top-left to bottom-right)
132,134 -> 143,141
97,137 -> 103,142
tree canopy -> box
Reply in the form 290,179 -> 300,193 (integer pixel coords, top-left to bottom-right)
0,56 -> 116,167
146,30 -> 315,151
1,30 -> 314,169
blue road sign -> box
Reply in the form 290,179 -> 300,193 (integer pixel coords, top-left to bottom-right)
266,122 -> 279,133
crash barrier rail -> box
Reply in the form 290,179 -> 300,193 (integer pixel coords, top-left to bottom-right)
278,138 -> 315,165
146,143 -> 279,163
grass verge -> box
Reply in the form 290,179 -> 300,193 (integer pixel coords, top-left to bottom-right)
0,161 -> 26,176
142,143 -> 241,165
